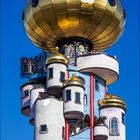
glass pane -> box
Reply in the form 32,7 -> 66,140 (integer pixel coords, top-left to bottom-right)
122,113 -> 126,125
24,90 -> 29,97
49,68 -> 53,79
75,92 -> 80,103
110,118 -> 119,136
66,90 -> 71,101
60,72 -> 65,82
84,94 -> 87,105
95,80 -> 99,91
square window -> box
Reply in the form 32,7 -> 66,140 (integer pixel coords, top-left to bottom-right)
48,68 -> 53,79
66,90 -> 71,102
40,125 -> 48,134
75,92 -> 81,104
95,80 -> 99,91
60,72 -> 65,82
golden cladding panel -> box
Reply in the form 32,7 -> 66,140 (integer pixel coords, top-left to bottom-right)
23,0 -> 125,51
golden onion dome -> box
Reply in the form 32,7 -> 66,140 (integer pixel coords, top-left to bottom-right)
63,73 -> 85,89
99,93 -> 126,111
23,0 -> 126,52
46,51 -> 69,66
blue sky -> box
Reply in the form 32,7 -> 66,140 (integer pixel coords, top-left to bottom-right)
1,0 -> 139,140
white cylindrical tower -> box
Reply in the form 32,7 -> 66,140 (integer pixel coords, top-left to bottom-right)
34,97 -> 65,140
99,94 -> 126,140
46,52 -> 69,97
63,73 -> 85,119
20,78 -> 46,116
30,88 -> 47,125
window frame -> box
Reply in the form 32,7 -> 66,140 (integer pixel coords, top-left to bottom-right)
23,90 -> 29,98
108,0 -> 116,7
60,71 -> 65,83
65,90 -> 71,102
40,124 -> 48,134
95,79 -> 99,92
48,67 -> 53,79
84,94 -> 87,106
109,117 -> 120,136
75,92 -> 81,104
122,113 -> 126,125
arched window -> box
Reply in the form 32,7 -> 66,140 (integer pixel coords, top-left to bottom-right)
32,0 -> 39,8
108,0 -> 116,6
109,118 -> 119,136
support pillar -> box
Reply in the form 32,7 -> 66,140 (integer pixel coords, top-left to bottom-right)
65,119 -> 69,140
90,73 -> 94,140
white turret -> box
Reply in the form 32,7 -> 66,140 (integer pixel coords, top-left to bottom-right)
63,73 -> 85,119
30,88 -> 47,125
99,94 -> 126,140
20,78 -> 45,116
34,97 -> 65,140
46,51 -> 69,97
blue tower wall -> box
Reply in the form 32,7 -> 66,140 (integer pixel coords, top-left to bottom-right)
94,75 -> 105,117
68,66 -> 106,117
68,66 -> 90,116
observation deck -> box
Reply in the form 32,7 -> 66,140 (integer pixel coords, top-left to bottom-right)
77,53 -> 119,85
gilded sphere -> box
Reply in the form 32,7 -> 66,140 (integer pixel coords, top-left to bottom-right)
63,73 -> 85,89
23,0 -> 126,52
99,93 -> 126,111
46,51 -> 69,66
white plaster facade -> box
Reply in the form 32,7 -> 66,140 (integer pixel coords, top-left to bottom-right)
30,88 -> 47,125
46,63 -> 67,95
94,125 -> 109,137
100,107 -> 126,140
34,97 -> 65,140
63,86 -> 84,119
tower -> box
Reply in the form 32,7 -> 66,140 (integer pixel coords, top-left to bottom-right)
20,0 -> 126,140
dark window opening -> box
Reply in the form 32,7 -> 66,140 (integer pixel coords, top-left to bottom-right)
108,0 -> 116,6
24,90 -> 29,97
110,118 -> 119,136
123,9 -> 126,19
75,92 -> 81,104
60,72 -> 65,82
84,94 -> 87,105
66,90 -> 71,102
122,113 -> 126,125
40,125 -> 48,134
32,0 -> 39,7
22,11 -> 24,20
95,80 -> 99,91
48,68 -> 53,79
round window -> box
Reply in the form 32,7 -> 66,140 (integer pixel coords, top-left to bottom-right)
32,0 -> 39,8
108,0 -> 116,6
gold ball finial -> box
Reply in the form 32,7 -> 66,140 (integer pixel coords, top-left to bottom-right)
72,73 -> 77,78
55,47 -> 59,52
